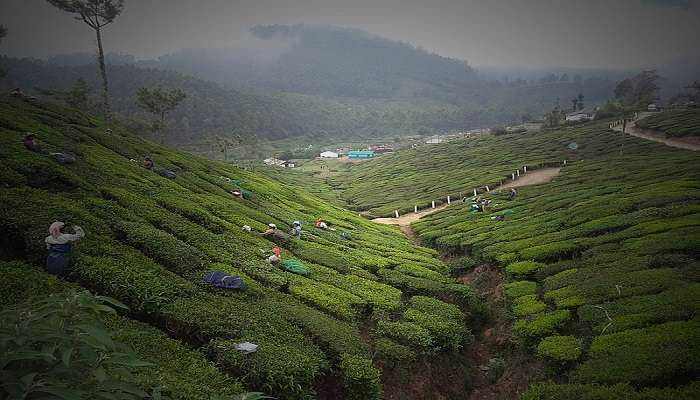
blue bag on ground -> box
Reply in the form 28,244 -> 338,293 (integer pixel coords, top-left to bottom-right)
46,243 -> 72,277
159,169 -> 177,179
203,271 -> 246,290
51,152 -> 77,164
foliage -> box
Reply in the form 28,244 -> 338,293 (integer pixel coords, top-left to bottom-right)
506,261 -> 546,277
522,382 -> 700,400
0,291 -> 158,400
373,338 -> 415,362
613,70 -> 660,108
536,336 -> 582,362
339,355 -> 382,400
136,87 -> 187,134
504,280 -> 537,299
635,110 -> 700,137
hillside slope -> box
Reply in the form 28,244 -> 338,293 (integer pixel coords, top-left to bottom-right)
412,124 -> 700,398
0,96 -> 480,399
0,56 -> 463,150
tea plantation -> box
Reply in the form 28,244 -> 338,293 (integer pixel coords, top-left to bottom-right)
635,109 -> 700,137
411,122 -> 700,397
328,122 -> 649,216
0,97 -> 478,399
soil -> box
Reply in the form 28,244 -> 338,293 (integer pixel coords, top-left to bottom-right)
460,265 -> 545,400
612,112 -> 700,151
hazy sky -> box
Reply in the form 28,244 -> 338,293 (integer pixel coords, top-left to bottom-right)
1,0 -> 698,69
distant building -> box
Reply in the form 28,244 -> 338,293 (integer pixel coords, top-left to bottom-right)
320,151 -> 339,158
348,150 -> 375,159
369,145 -> 394,153
565,109 -> 596,122
263,158 -> 293,167
425,135 -> 444,144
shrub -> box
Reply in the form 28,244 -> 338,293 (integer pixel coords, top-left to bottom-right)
402,308 -> 468,350
512,310 -> 571,340
375,320 -> 433,348
409,295 -> 464,321
504,280 -> 537,299
512,295 -> 547,317
373,337 -> 416,362
114,220 -> 209,274
339,354 -> 382,400
521,382 -> 700,400
506,261 -> 546,277
0,291 -> 160,400
573,319 -> 700,385
536,335 -> 582,362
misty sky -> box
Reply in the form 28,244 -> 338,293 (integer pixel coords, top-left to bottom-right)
1,0 -> 698,69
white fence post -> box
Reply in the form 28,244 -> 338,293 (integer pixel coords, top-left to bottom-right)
524,166 -> 527,173
395,210 -> 400,218
414,205 -> 418,213
512,173 -> 516,180
432,200 -> 436,209
447,196 -> 451,204
473,189 -> 477,196
563,160 -> 567,165
486,185 -> 490,192
517,169 -> 520,177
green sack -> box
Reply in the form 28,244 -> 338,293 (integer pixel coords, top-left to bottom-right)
503,209 -> 515,216
281,259 -> 308,275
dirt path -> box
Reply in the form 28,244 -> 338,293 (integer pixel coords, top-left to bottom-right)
612,112 -> 700,151
460,265 -> 544,400
372,167 -> 561,234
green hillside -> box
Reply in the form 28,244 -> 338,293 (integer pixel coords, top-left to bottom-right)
0,97 -> 481,399
411,125 -> 700,397
636,110 -> 700,137
327,122 -> 654,216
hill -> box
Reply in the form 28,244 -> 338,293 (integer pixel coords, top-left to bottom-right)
636,109 -> 700,137
0,56 -> 464,152
154,24 -> 616,113
318,121 -> 651,216
411,129 -> 700,397
0,96 -> 482,399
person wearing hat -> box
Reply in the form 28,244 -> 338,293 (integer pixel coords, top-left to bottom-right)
45,221 -> 85,277
268,247 -> 282,264
143,156 -> 155,170
261,223 -> 277,237
291,221 -> 302,239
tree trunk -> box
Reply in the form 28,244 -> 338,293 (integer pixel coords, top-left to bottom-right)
95,27 -> 111,121
160,111 -> 166,144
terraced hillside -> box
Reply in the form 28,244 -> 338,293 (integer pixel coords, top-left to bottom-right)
412,128 -> 700,398
329,123 -> 638,216
0,97 -> 480,399
636,109 -> 700,137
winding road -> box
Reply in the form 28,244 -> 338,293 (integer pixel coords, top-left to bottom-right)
612,112 -> 700,151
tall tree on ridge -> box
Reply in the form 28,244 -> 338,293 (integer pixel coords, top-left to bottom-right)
46,0 -> 124,120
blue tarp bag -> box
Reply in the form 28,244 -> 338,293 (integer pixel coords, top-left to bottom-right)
46,243 -> 72,277
203,271 -> 246,290
159,169 -> 177,179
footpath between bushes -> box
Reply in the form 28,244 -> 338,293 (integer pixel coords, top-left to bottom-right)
372,166 -> 561,239
611,112 -> 700,151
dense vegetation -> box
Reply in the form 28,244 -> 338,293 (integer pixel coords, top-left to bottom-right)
636,110 -> 700,137
0,56 -> 464,150
0,97 -> 481,398
409,121 -> 700,397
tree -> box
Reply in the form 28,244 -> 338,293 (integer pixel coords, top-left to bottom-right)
39,79 -> 93,110
0,25 -> 7,78
46,0 -> 124,119
685,80 -> 700,101
215,134 -> 242,161
615,71 -> 661,108
577,93 -> 584,110
571,98 -> 579,112
136,87 -> 186,142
